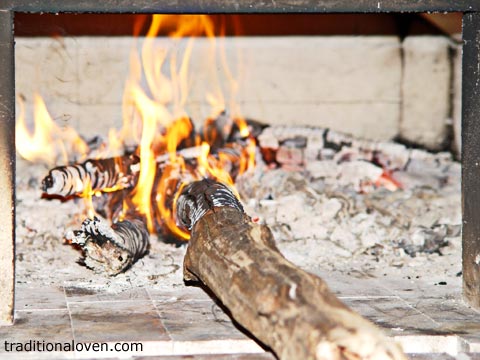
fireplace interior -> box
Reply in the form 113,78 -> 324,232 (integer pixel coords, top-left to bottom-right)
2,9 -> 480,359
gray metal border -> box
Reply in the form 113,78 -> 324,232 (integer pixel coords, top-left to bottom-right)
0,0 -> 478,13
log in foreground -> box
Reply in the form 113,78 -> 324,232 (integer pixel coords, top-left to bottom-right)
177,179 -> 406,360
67,216 -> 150,276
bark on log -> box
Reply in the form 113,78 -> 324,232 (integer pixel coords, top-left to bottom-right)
177,179 -> 406,360
41,154 -> 140,197
67,216 -> 150,276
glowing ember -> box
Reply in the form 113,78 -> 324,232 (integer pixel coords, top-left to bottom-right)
80,178 -> 95,220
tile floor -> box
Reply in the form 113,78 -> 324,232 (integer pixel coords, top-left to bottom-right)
2,270 -> 480,359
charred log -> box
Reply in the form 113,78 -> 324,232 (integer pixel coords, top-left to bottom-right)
177,179 -> 406,360
227,118 -> 268,143
67,216 -> 149,276
202,110 -> 266,150
42,154 -> 140,198
202,110 -> 235,150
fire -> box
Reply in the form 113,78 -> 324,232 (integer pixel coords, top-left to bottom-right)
79,178 -> 96,220
121,14 -> 256,238
198,142 -> 236,191
16,15 -> 256,239
16,94 -> 88,166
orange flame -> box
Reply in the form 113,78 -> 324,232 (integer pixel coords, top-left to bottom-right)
123,14 -> 236,236
16,15 -> 257,240
79,178 -> 96,220
197,142 -> 237,194
155,165 -> 191,240
119,15 -> 257,238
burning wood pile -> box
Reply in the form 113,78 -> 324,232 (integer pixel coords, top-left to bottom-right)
31,116 -> 458,277
39,111 -> 259,275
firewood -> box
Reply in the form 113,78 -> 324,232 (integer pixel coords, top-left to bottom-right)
42,154 -> 140,197
202,110 -> 267,150
177,179 -> 406,360
67,216 -> 150,276
202,111 -> 234,150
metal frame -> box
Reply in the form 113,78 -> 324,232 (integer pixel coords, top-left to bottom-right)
0,9 -> 15,325
461,12 -> 480,308
0,1 -> 479,324
0,0 -> 479,13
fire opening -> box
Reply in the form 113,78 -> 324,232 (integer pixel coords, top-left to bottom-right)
9,10 -> 473,357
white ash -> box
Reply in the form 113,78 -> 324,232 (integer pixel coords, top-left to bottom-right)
14,124 -> 461,294
16,161 -> 186,292
237,125 -> 461,274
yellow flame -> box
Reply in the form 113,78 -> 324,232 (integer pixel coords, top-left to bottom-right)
155,166 -> 191,240
197,142 -> 238,195
16,94 -> 88,166
246,138 -> 256,170
17,15 -> 256,240
79,178 -> 96,220
166,117 -> 193,161
122,15 -> 257,237
129,85 -> 168,232
125,15 -> 200,233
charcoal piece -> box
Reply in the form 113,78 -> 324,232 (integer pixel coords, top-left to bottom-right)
42,154 -> 140,198
68,216 -> 149,276
202,110 -> 234,150
177,117 -> 197,150
400,225 -> 450,256
273,136 -> 307,169
177,179 -> 405,360
212,143 -> 253,180
227,118 -> 268,142
323,128 -> 352,151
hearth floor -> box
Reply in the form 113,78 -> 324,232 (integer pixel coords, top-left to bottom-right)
2,265 -> 480,360
7,151 -> 473,359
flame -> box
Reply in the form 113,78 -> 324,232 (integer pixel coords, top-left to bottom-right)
198,142 -> 237,193
123,14 -> 248,237
17,15 -> 256,240
123,15 -> 199,232
166,117 -> 194,161
79,178 -> 96,220
16,94 -> 88,166
155,165 -> 191,240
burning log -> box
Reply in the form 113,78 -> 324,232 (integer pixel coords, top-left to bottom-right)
67,216 -> 150,276
42,154 -> 140,198
177,179 -> 406,360
202,110 -> 266,149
